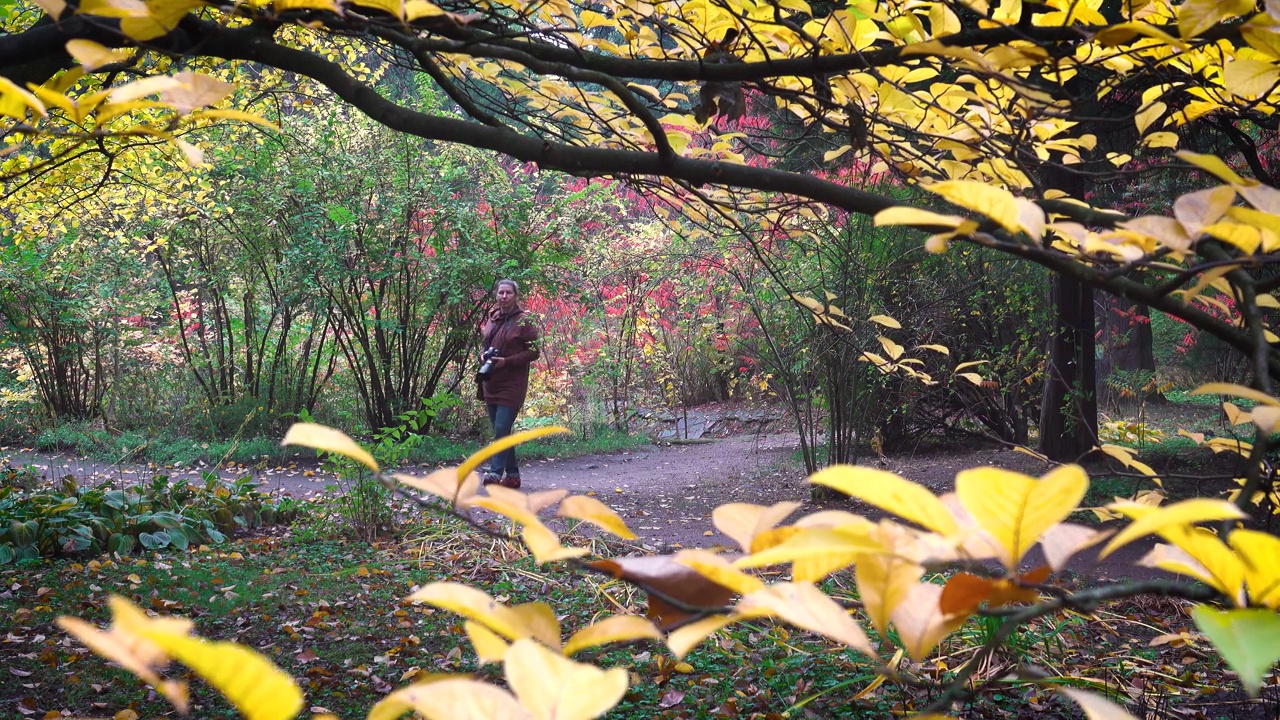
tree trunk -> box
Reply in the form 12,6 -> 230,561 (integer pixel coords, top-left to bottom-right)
1039,273 -> 1099,461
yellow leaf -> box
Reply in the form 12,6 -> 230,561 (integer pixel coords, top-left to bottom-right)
172,138 -> 204,166
1142,131 -> 1180,149
1190,382 -> 1280,406
1059,687 -> 1141,720
1202,221 -> 1262,253
867,314 -> 902,329
955,465 -> 1088,571
468,486 -> 584,564
916,344 -> 950,355
733,525 -> 880,581
878,336 -> 905,360
856,548 -> 924,638
465,620 -> 510,664
676,549 -> 767,595
790,293 -> 824,313
712,501 -> 801,553
78,0 -> 149,18
1039,522 -> 1109,573
281,422 -> 378,472
1177,0 -> 1254,38
1224,58 -> 1280,99
1229,529 -> 1280,608
1016,197 -> 1046,239
557,495 -> 636,539
1098,444 -> 1158,477
1252,405 -> 1280,433
459,426 -> 569,480
520,520 -> 590,564
142,632 -> 303,720
56,599 -> 189,712
923,180 -> 1020,233
408,582 -> 524,640
810,466 -> 959,536
64,39 -> 134,71
955,372 -> 984,386
1140,529 -> 1245,604
824,145 -> 853,163
367,677 -> 528,720
873,207 -> 965,229
0,76 -> 47,120
505,638 -> 628,720
1134,101 -> 1167,134
890,582 -> 967,659
563,616 -> 662,656
162,72 -> 236,114
119,0 -> 202,40
738,582 -> 877,657
393,468 -> 480,507
188,108 -> 280,130
34,0 -> 67,16
666,615 -> 735,661
1174,186 -> 1237,239
1176,151 -> 1249,185
1101,498 -> 1246,557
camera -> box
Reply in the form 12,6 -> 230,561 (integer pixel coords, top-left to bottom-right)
476,346 -> 499,379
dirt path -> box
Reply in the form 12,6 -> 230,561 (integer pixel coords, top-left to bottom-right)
6,434 -> 1157,577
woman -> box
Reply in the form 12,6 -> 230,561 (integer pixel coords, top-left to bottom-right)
477,279 -> 541,488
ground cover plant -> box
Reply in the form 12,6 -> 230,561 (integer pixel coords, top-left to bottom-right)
0,472 -> 300,564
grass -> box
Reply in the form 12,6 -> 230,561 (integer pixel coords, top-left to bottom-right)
18,420 -> 651,469
1,502 -> 1246,720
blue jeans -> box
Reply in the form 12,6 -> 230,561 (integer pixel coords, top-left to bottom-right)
486,404 -> 520,477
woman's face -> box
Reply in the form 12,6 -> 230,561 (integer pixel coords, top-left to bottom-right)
495,284 -> 518,311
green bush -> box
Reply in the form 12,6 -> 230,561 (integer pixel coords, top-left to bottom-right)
0,472 -> 303,564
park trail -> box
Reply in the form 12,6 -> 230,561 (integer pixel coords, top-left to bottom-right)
5,431 -> 1160,578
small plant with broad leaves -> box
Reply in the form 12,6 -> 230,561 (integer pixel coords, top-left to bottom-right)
0,472 -> 298,564
54,414 -> 1280,719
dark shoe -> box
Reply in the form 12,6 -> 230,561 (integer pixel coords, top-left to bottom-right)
499,474 -> 521,489
481,472 -> 502,485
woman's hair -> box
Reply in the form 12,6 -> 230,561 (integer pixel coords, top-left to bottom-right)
496,279 -> 519,294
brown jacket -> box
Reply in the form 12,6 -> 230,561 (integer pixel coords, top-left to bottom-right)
479,306 -> 541,408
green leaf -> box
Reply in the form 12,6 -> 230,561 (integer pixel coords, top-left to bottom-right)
167,526 -> 189,550
107,533 -> 136,555
1192,606 -> 1280,696
139,531 -> 169,550
0,544 -> 13,564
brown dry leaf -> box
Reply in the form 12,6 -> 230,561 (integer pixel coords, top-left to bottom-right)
939,566 -> 1047,616
587,555 -> 736,629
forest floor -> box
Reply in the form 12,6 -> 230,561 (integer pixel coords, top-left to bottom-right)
5,417 -> 1214,578
7,408 -> 1280,718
